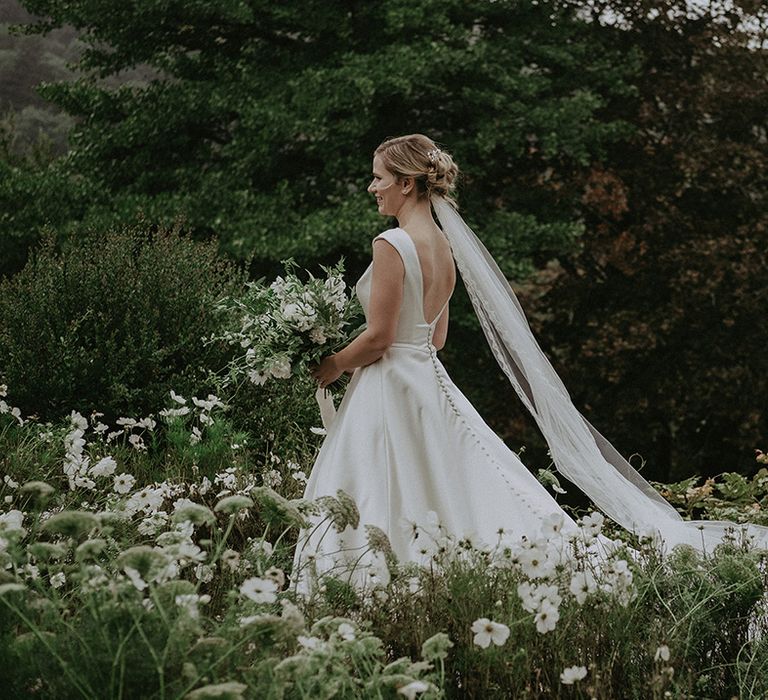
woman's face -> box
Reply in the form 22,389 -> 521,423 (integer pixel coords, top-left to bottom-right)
367,154 -> 405,217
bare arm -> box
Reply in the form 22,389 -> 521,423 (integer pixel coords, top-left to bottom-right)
311,238 -> 403,387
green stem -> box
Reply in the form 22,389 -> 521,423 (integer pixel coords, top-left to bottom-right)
0,596 -> 97,699
128,602 -> 166,699
110,618 -> 140,698
171,626 -> 271,700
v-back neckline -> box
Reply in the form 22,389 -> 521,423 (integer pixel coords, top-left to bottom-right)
396,227 -> 451,327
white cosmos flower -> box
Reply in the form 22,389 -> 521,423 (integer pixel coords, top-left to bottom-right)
159,406 -> 191,418
138,512 -> 169,536
65,429 -> 86,456
518,544 -> 555,579
73,475 -> 96,491
221,549 -> 241,572
0,509 -> 25,535
654,644 -> 671,662
49,572 -> 66,589
126,486 -> 164,514
192,394 -> 225,411
517,581 -> 538,613
569,569 -> 598,604
69,410 -> 88,431
471,618 -> 510,648
195,564 -> 214,583
90,456 -> 117,477
579,511 -> 605,538
175,593 -> 210,619
337,622 -> 356,641
128,434 -> 146,451
517,581 -> 562,613
560,665 -> 588,684
173,541 -> 206,565
240,576 -> 278,604
247,539 -> 273,559
170,390 -> 187,404
534,600 -> 560,634
112,473 -> 136,493
540,512 -> 566,540
248,369 -> 268,386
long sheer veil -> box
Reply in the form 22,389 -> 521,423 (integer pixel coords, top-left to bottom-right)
431,194 -> 768,553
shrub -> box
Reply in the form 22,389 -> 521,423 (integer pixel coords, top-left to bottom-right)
0,219 -> 245,423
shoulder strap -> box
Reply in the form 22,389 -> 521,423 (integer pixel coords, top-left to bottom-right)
373,228 -> 413,272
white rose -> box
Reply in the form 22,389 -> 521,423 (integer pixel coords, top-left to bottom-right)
268,357 -> 292,379
309,327 -> 327,344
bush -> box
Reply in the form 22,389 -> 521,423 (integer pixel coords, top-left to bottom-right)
0,219 -> 245,423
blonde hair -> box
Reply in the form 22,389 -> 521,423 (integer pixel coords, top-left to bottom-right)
374,134 -> 459,209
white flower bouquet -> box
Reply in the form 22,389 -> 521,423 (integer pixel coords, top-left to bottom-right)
210,259 -> 363,389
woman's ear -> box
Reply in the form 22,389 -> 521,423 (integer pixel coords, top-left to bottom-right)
401,176 -> 414,196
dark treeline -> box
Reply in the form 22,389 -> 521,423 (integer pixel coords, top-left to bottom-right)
0,0 -> 766,483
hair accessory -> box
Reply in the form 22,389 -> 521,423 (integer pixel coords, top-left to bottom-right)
427,148 -> 442,164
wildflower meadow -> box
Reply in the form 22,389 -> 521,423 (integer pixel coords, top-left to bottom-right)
1,376 -> 767,698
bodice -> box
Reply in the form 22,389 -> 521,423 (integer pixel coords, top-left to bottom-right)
355,227 -> 449,350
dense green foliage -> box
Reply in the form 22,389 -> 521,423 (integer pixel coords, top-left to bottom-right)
536,0 -> 768,480
4,0 -> 636,272
0,221 -> 245,423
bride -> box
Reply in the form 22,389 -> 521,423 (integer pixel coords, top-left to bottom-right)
292,133 -> 768,593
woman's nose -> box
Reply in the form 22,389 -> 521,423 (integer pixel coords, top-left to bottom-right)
367,181 -> 375,193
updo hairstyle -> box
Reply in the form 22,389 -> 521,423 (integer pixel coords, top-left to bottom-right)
374,134 -> 459,209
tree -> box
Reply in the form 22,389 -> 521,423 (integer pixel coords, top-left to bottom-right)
526,0 -> 768,480
5,0 -> 639,279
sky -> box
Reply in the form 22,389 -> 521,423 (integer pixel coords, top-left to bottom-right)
579,0 -> 768,48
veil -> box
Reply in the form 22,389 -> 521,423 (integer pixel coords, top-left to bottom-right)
431,194 -> 768,554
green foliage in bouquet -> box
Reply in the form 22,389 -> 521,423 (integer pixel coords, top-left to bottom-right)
0,220 -> 245,423
209,259 -> 363,392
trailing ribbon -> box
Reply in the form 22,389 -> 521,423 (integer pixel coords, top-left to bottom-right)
314,387 -> 337,431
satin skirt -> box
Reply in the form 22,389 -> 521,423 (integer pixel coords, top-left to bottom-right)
290,342 -> 583,594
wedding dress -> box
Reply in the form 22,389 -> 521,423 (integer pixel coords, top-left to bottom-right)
292,226 -> 584,593
291,197 -> 768,594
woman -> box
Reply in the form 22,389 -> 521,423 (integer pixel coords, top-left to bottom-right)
293,134 -> 768,594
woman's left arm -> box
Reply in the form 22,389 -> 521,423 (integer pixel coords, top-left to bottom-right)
311,239 -> 404,387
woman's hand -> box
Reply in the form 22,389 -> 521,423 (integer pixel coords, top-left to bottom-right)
311,354 -> 344,389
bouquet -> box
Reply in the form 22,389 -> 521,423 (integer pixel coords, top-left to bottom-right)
210,259 -> 363,390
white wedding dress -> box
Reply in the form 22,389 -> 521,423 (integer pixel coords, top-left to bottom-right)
291,227 -> 584,594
